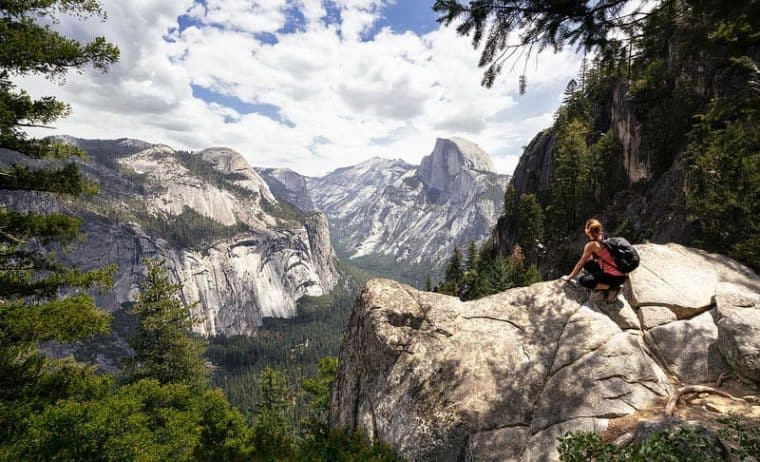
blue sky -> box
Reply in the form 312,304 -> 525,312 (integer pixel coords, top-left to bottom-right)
22,0 -> 582,176
184,1 -> 440,120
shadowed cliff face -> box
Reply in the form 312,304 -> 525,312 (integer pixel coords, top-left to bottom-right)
329,243 -> 760,461
258,138 -> 509,281
0,138 -> 339,337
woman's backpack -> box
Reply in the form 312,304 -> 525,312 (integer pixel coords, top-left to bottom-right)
603,237 -> 640,273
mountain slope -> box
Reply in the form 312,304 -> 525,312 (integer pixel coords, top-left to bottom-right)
0,138 -> 339,337
259,138 -> 509,283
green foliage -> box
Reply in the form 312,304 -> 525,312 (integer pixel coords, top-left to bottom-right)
437,0 -> 759,276
686,57 -> 760,270
440,246 -> 464,295
174,151 -> 250,196
297,430 -> 404,462
629,59 -> 698,175
261,197 -> 310,228
1,379 -> 253,462
208,288 -> 355,419
0,2 -> 123,455
0,0 -> 119,158
333,250 -> 429,288
251,367 -> 296,460
297,357 -> 403,462
718,415 -> 760,459
558,425 -> 730,462
613,218 -> 650,245
433,0 -> 641,88
126,259 -> 209,390
589,130 -> 622,205
301,357 -> 338,424
194,388 -> 256,461
440,236 -> 543,301
141,206 -> 250,250
502,185 -> 545,260
466,240 -> 479,271
549,117 -> 593,234
0,208 -> 81,242
0,162 -> 99,195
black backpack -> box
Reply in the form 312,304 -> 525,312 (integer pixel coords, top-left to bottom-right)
603,237 -> 640,273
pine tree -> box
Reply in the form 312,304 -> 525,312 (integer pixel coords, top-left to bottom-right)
549,117 -> 592,233
300,356 -> 338,445
433,0 -> 649,88
516,193 -> 545,259
252,367 -> 295,459
442,246 -> 465,295
466,240 -> 479,272
1,1 -> 119,157
503,184 -> 517,216
424,276 -> 433,292
0,0 -> 119,446
126,259 -> 209,390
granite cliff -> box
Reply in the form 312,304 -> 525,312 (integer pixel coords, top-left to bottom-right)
329,243 -> 760,461
0,138 -> 338,337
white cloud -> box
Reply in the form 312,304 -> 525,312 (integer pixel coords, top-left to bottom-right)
189,0 -> 289,33
19,0 -> 582,177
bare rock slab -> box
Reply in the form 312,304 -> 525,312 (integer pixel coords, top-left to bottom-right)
330,279 -> 670,461
648,310 -> 730,384
638,305 -> 677,329
716,284 -> 760,383
628,243 -> 760,317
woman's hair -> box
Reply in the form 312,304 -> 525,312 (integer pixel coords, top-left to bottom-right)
585,218 -> 603,239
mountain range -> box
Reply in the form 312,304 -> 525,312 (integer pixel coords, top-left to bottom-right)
259,137 -> 509,283
0,136 -> 507,339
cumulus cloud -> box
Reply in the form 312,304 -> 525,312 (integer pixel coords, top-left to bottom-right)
19,0 -> 582,176
189,0 -> 289,33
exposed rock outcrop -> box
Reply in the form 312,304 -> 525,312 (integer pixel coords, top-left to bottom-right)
509,129 -> 556,196
715,285 -> 760,383
418,137 -> 497,194
330,243 -> 760,461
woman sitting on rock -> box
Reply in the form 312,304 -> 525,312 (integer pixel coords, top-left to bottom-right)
562,218 -> 627,302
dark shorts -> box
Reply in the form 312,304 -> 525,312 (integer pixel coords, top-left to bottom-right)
579,261 -> 627,290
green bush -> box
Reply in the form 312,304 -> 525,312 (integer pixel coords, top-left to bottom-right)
558,424 -> 737,462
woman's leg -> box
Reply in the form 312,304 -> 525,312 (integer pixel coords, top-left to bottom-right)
579,273 -> 609,290
579,266 -> 614,290
595,273 -> 629,291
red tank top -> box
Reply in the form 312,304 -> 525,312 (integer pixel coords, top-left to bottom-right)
595,244 -> 625,276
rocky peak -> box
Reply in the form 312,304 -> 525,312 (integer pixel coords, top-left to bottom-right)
417,137 -> 498,193
449,136 -> 498,173
329,243 -> 760,461
198,147 -> 277,203
256,168 -> 316,212
198,147 -> 249,174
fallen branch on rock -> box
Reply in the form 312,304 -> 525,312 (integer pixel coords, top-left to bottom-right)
665,386 -> 746,416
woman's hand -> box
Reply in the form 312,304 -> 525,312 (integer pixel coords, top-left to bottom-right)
561,275 -> 577,284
